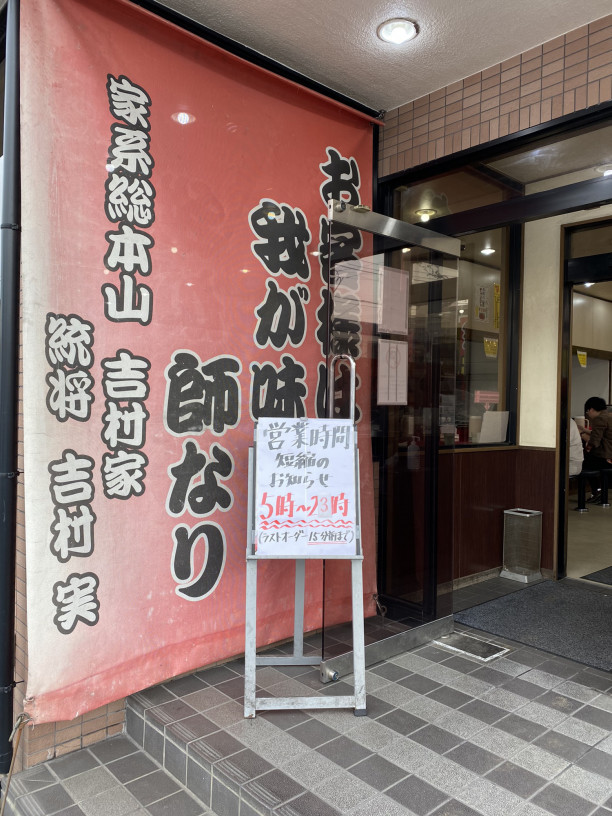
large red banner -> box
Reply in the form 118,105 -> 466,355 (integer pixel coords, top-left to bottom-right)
20,0 -> 376,722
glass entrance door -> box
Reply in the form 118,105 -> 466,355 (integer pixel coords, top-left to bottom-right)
321,202 -> 460,667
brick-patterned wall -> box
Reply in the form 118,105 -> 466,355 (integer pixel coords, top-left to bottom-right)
379,15 -> 612,178
12,303 -> 126,774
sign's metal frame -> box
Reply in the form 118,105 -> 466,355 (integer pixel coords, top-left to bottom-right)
244,355 -> 367,717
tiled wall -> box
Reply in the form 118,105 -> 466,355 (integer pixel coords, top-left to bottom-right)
379,15 -> 612,178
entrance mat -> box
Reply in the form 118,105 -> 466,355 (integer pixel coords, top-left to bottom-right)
581,566 -> 612,586
433,632 -> 509,661
454,580 -> 612,672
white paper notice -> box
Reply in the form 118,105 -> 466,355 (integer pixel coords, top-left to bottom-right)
379,266 -> 409,335
254,418 -> 358,558
377,339 -> 408,405
479,411 -> 509,444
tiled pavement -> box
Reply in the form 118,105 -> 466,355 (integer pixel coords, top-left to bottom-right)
3,582 -> 612,816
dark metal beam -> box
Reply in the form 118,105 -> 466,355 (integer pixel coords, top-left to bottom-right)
427,175 -> 612,236
0,0 -> 20,775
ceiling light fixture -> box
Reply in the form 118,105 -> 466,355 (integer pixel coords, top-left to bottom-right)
583,282 -> 594,287
594,164 -> 612,176
377,18 -> 418,45
415,208 -> 435,222
481,247 -> 495,256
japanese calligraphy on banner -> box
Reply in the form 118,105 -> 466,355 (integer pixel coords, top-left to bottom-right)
20,0 -> 375,722
254,418 -> 357,558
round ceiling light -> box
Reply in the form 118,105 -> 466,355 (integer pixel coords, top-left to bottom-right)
594,164 -> 612,176
377,18 -> 418,45
481,247 -> 495,256
415,208 -> 436,222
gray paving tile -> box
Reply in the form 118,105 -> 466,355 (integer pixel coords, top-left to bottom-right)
531,782 -> 597,816
275,790 -> 341,816
459,699 -> 507,725
441,655 -> 483,674
535,659 -> 582,680
576,747 -> 612,781
48,751 -> 100,780
427,686 -> 474,709
316,735 -> 372,768
124,770 -> 180,806
501,676 -> 547,700
10,784 -> 75,816
495,712 -> 548,742
348,753 -> 407,791
469,666 -> 510,686
161,673 -> 207,697
279,749 -> 340,787
241,768 -> 305,810
210,777 -> 239,816
376,708 -> 427,736
289,718 -> 340,748
107,752 -> 158,784
553,716 -> 609,746
213,748 -> 274,788
146,790 -> 205,815
196,665 -> 242,685
511,744 -> 571,780
429,798 -> 483,815
554,765 -> 612,804
446,742 -> 503,775
166,713 -> 219,744
362,695 -> 395,718
143,723 -> 164,764
190,728 -> 246,764
8,765 -> 57,797
415,755 -> 478,796
574,704 -> 612,731
258,709 -> 311,730
257,730 -> 310,765
457,776 -> 525,815
88,736 -> 139,765
409,724 -> 463,754
313,770 -> 378,811
485,760 -> 547,797
386,774 -> 448,814
78,785 -> 140,816
398,673 -> 442,694
163,736 -> 187,783
186,757 -> 211,806
146,698 -> 198,725
62,767 -> 117,801
534,730 -> 592,762
369,662 -> 411,681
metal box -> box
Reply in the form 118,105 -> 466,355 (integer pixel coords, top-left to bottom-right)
500,508 -> 542,583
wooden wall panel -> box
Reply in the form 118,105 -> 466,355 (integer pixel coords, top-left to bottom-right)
514,448 -> 557,572
454,449 -> 518,578
446,447 -> 557,581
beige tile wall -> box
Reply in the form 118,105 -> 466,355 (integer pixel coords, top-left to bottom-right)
379,15 -> 612,178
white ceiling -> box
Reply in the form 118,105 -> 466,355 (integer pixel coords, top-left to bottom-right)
158,0 -> 612,111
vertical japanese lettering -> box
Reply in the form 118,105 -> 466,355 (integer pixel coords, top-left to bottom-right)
103,74 -> 154,325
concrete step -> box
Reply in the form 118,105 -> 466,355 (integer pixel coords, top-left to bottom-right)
1,732 -> 213,816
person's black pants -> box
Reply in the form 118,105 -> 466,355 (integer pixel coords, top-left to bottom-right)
582,453 -> 612,494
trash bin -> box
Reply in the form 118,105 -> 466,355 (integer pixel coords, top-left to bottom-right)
500,508 -> 542,583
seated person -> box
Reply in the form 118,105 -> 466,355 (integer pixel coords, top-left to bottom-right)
569,417 -> 583,477
580,396 -> 612,502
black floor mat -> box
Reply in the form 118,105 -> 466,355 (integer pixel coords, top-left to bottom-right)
454,579 -> 612,672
